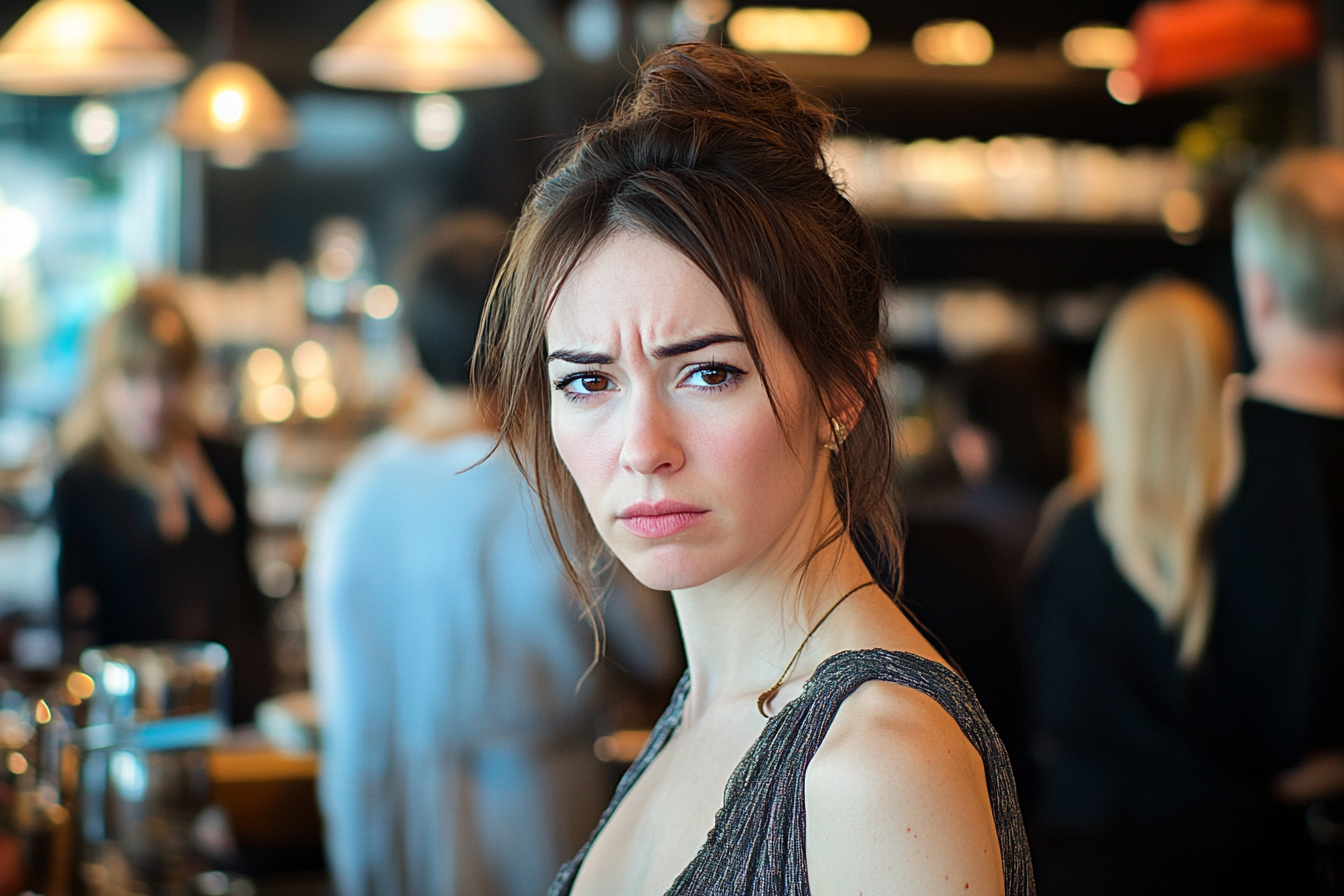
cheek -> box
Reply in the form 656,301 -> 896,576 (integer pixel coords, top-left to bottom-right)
695,400 -> 814,512
550,400 -> 621,505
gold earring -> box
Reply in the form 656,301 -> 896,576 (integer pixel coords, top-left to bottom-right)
828,417 -> 848,452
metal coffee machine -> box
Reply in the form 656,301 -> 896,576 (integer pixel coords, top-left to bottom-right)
78,642 -> 230,896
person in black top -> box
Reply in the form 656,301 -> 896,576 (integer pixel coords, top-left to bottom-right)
1201,149 -> 1344,853
52,286 -> 272,723
1021,280 -> 1252,894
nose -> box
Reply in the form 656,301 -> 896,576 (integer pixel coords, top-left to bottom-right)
619,388 -> 685,476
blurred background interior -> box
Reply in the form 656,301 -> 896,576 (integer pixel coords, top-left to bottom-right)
0,0 -> 1339,893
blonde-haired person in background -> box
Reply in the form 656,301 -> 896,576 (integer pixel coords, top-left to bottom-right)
52,285 -> 272,723
1020,279 -> 1248,895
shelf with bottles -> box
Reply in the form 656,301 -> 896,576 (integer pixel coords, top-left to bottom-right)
829,133 -> 1220,244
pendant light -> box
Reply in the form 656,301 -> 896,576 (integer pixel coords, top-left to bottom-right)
311,0 -> 542,93
165,0 -> 294,168
0,0 -> 189,95
168,61 -> 295,168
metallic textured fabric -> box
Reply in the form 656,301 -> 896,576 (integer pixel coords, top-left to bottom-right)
550,648 -> 1036,895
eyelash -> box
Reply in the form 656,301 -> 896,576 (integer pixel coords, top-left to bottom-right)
551,363 -> 746,402
553,372 -> 611,401
683,362 -> 745,392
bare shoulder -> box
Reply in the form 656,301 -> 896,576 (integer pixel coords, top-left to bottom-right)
805,679 -> 1004,896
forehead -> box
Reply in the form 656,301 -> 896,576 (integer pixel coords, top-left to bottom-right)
547,231 -> 741,348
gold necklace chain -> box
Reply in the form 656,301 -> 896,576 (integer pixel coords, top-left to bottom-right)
756,580 -> 879,718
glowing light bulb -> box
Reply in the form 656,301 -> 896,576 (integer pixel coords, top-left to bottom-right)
413,93 -> 464,151
73,100 -> 118,154
51,9 -> 94,49
210,88 -> 247,130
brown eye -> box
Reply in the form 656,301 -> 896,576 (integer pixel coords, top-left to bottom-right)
580,375 -> 611,392
685,364 -> 743,390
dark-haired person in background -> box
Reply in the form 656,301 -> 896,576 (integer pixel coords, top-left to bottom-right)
53,286 -> 273,724
305,211 -> 678,896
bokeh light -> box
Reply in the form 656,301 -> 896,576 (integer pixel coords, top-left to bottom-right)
247,347 -> 285,385
292,340 -> 330,379
73,100 -> 119,155
364,284 -> 400,319
258,384 -> 296,422
301,379 -> 339,419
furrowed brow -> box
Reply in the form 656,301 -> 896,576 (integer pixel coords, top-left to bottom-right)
651,334 -> 745,360
546,349 -> 614,364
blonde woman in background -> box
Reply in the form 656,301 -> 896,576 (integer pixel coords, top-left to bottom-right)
1020,279 -> 1249,896
52,286 -> 272,723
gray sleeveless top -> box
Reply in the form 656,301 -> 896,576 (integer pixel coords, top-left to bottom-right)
549,648 -> 1035,895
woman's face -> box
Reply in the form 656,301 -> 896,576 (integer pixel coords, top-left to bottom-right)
100,367 -> 185,454
546,231 -> 832,592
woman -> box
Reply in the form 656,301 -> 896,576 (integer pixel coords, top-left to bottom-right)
1020,280 -> 1252,894
53,286 -> 271,723
477,43 -> 1032,895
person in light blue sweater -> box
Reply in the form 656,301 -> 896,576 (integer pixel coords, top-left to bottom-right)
306,211 -> 678,896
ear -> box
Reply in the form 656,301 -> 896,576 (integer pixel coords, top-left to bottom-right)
1237,267 -> 1283,361
816,351 -> 879,448
1240,267 -> 1282,326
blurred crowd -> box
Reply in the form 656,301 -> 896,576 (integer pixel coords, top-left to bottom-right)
43,146 -> 1344,896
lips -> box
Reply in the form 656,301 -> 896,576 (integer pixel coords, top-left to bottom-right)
616,500 -> 709,538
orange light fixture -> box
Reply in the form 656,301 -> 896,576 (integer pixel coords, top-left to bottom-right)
726,7 -> 871,56
1062,25 -> 1137,70
0,0 -> 189,95
312,0 -> 542,93
913,19 -> 994,66
167,61 -> 296,168
1121,0 -> 1316,99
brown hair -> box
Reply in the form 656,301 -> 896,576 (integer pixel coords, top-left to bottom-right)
59,282 -> 201,482
475,42 -> 899,622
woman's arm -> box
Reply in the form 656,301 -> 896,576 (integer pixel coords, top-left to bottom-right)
805,680 -> 1004,895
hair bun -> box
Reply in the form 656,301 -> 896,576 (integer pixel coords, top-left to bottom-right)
620,42 -> 835,165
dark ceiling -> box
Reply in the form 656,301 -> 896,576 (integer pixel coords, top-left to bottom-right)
0,0 -> 1300,291
0,1 -> 1153,92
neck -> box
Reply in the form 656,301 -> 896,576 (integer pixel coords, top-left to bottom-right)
393,376 -> 489,441
1249,327 -> 1344,417
670,471 -> 877,719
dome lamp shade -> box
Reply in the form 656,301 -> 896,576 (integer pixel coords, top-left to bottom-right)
0,0 -> 190,95
312,0 -> 542,93
167,61 -> 296,168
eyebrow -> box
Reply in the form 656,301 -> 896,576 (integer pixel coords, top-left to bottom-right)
546,349 -> 612,364
546,333 -> 745,364
651,333 -> 744,359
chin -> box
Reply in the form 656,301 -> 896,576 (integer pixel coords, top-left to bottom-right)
615,544 -> 725,593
